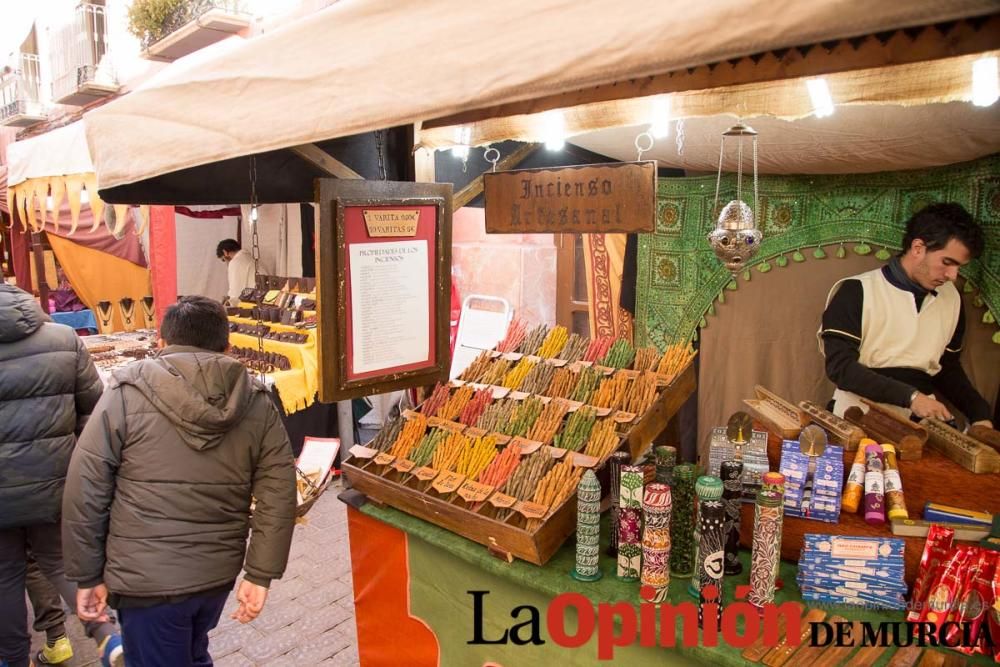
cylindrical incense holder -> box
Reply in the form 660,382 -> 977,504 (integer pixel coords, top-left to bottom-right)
654,445 -> 677,485
748,490 -> 784,612
759,470 -> 785,589
641,483 -> 672,602
721,461 -> 744,576
863,443 -> 885,526
669,464 -> 697,579
761,471 -> 785,496
571,470 -> 603,582
881,444 -> 908,521
842,437 -> 876,513
606,451 -> 631,557
695,475 -> 725,628
616,464 -> 644,581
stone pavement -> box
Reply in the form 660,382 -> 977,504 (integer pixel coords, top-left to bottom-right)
29,483 -> 358,666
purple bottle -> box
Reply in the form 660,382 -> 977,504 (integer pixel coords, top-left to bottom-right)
863,444 -> 885,526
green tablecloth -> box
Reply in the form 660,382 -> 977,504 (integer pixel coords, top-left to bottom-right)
359,502 -> 992,666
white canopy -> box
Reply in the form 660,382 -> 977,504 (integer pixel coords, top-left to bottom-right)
6,121 -> 93,186
83,0 -> 998,192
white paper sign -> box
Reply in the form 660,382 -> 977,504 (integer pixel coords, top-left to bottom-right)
349,240 -> 430,374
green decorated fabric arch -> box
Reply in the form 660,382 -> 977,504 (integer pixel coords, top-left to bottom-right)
635,154 -> 1000,348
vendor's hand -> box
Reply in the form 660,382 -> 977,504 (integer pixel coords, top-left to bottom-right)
77,584 -> 110,623
910,392 -> 952,421
231,579 -> 268,624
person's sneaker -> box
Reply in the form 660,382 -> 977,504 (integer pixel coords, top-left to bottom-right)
98,634 -> 124,667
35,636 -> 73,664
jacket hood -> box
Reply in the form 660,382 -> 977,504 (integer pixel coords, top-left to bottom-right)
0,285 -> 47,343
114,345 -> 259,451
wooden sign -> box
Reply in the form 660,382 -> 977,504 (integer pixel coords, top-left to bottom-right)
484,161 -> 656,234
316,180 -> 453,402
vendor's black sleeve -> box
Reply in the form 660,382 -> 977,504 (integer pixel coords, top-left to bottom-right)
820,280 -> 915,408
932,301 -> 992,423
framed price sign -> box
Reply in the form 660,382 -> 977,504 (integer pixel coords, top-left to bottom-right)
316,179 -> 453,402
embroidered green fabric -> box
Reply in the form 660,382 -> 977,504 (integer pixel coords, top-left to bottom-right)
636,155 -> 1000,349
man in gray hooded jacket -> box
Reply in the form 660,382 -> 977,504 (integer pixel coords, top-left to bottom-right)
62,296 -> 297,666
0,284 -> 116,667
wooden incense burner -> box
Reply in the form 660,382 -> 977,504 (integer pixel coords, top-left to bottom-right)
743,385 -> 807,440
923,418 -> 1000,473
798,400 -> 866,451
843,398 -> 927,460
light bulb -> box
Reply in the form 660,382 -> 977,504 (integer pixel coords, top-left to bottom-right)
972,56 -> 998,107
806,78 -> 834,118
650,96 -> 671,138
451,127 -> 471,159
542,110 -> 565,150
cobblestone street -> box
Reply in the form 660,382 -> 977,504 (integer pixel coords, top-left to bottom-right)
30,486 -> 357,666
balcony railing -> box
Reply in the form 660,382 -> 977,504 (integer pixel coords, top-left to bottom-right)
141,0 -> 250,61
50,2 -> 118,105
0,53 -> 47,126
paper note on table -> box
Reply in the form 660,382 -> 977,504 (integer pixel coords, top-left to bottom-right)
349,240 -> 430,374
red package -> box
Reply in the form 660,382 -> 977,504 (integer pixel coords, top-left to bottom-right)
945,549 -> 992,654
918,545 -> 972,627
908,525 -> 956,621
987,552 -> 1000,662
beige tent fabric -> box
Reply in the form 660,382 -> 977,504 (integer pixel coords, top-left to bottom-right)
82,0 -> 998,190
697,248 -> 999,462
418,53 -> 1000,153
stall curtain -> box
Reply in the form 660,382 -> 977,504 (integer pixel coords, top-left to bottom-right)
635,154 -> 1000,351
149,206 -> 177,327
582,233 -> 634,341
47,234 -> 151,333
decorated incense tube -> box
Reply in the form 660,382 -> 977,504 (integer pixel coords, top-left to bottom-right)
616,465 -> 644,582
641,483 -> 672,602
842,437 -> 875,513
654,446 -> 677,485
748,490 -> 783,612
863,443 -> 886,526
695,475 -> 725,628
881,444 -> 908,521
759,471 -> 785,589
669,464 -> 697,579
571,470 -> 603,582
606,452 -> 631,557
721,460 -> 744,576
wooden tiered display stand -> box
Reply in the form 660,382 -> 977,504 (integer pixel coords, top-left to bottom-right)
343,360 -> 696,565
739,424 -> 1000,587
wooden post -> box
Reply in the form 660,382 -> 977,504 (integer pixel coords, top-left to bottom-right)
30,232 -> 50,313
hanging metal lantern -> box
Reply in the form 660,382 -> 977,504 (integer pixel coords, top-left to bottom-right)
707,123 -> 762,273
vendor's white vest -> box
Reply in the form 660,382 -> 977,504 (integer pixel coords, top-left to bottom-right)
818,268 -> 961,417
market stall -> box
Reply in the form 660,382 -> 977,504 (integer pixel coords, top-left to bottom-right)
75,1 -> 1000,665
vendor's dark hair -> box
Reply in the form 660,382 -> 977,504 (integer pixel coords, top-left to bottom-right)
160,296 -> 229,352
216,238 -> 241,258
902,203 -> 984,258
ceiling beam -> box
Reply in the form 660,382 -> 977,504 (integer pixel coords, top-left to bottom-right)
453,142 -> 540,209
290,143 -> 364,179
423,16 -> 1000,130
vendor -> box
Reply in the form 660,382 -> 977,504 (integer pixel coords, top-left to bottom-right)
818,202 -> 992,428
216,238 -> 255,305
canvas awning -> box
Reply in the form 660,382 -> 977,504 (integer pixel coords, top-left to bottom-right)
83,0 -> 999,204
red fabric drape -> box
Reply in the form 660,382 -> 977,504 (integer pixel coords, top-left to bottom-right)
174,206 -> 241,219
10,213 -> 32,291
347,508 -> 440,666
46,207 -> 147,267
149,206 -> 177,328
